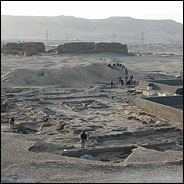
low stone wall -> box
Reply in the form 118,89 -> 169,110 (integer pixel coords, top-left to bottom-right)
135,96 -> 183,126
145,95 -> 183,107
57,42 -> 128,54
147,79 -> 183,86
2,42 -> 45,56
138,79 -> 183,95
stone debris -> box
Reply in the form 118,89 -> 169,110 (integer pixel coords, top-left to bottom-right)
80,154 -> 94,160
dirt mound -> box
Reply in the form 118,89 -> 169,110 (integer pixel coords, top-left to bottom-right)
123,147 -> 183,165
1,62 -> 138,87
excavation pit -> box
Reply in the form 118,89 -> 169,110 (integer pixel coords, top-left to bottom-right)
62,145 -> 137,162
61,99 -> 109,111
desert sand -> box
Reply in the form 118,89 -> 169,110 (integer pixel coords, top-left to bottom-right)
1,44 -> 183,183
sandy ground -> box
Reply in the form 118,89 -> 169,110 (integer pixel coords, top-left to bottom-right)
1,46 -> 183,183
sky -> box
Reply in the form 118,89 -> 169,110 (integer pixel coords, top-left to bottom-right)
1,1 -> 183,24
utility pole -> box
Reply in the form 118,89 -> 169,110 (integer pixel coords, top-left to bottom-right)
141,31 -> 144,45
65,33 -> 70,42
134,34 -> 139,45
112,33 -> 116,42
46,29 -> 48,41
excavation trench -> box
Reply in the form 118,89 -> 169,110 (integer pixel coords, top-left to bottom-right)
61,145 -> 137,162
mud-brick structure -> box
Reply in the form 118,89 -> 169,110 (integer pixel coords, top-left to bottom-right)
95,42 -> 128,54
138,79 -> 183,95
135,95 -> 183,129
57,42 -> 128,54
58,42 -> 95,54
23,42 -> 45,56
2,42 -> 45,56
1,43 -> 23,55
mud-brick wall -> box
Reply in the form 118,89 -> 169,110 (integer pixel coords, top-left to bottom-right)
22,42 -> 45,53
58,42 -> 96,54
135,96 -> 183,125
57,42 -> 128,54
95,42 -> 128,54
2,42 -> 45,56
24,45 -> 38,56
1,43 -> 23,55
22,42 -> 45,56
138,80 -> 183,95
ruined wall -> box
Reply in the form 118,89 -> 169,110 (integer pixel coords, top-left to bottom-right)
24,45 -> 38,56
95,42 -> 128,54
22,42 -> 45,53
138,80 -> 183,95
57,42 -> 128,54
1,43 -> 23,55
23,42 -> 45,56
2,42 -> 45,56
135,96 -> 183,126
58,42 -> 95,54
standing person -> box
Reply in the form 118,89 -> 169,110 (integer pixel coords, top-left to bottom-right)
119,77 -> 122,83
121,79 -> 124,87
122,65 -> 125,71
125,76 -> 128,84
125,68 -> 129,76
110,81 -> 113,88
130,75 -> 133,81
81,131 -> 87,148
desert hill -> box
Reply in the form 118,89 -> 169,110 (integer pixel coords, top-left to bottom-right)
1,15 -> 183,43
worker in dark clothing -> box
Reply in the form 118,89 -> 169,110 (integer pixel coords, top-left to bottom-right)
125,76 -> 128,84
110,81 -> 113,88
130,75 -> 134,81
81,131 -> 87,148
121,79 -> 124,86
119,77 -> 122,83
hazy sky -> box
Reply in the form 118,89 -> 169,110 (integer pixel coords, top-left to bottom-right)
1,1 -> 183,23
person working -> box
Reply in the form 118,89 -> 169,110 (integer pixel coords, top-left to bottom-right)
81,131 -> 87,148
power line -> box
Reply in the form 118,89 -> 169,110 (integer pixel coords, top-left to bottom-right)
46,29 -> 48,41
141,31 -> 144,44
112,33 -> 116,42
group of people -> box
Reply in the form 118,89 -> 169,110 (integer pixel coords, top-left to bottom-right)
110,74 -> 134,88
125,74 -> 134,84
108,62 -> 135,88
123,67 -> 134,85
107,62 -> 126,71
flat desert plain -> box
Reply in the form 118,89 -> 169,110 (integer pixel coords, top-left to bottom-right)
1,44 -> 183,183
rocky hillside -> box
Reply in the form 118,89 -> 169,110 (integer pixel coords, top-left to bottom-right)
1,15 -> 183,43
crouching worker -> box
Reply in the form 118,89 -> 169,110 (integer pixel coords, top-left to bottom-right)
81,131 -> 87,148
9,117 -> 18,132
